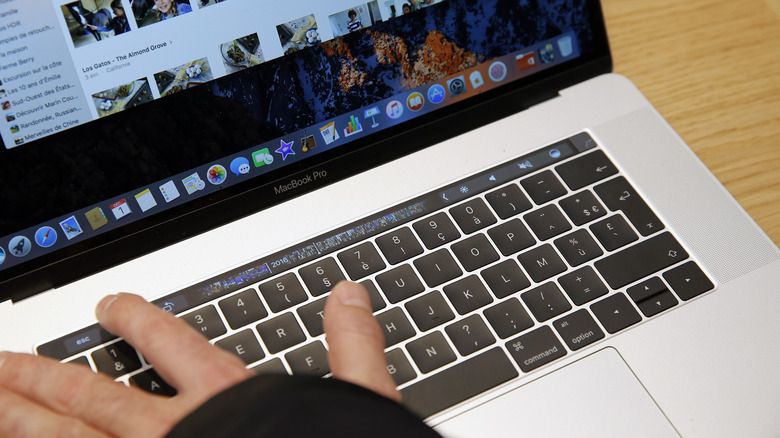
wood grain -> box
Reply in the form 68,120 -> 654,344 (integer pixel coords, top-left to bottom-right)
602,0 -> 780,246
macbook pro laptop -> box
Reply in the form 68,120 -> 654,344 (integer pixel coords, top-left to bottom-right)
1,0 -> 778,436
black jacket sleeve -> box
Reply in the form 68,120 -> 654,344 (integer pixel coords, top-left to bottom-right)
166,374 -> 443,438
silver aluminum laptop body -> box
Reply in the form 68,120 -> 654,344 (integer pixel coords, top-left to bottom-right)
1,1 -> 778,436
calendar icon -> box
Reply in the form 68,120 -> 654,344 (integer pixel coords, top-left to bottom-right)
110,199 -> 132,220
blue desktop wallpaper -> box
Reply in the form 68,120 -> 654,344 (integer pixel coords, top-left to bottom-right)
209,0 -> 593,135
0,0 -> 593,234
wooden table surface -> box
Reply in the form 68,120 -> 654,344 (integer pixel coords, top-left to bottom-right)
602,0 -> 780,247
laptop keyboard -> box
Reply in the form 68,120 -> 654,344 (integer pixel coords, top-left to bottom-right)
36,132 -> 715,419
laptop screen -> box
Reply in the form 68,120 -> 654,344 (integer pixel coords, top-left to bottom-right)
0,0 -> 609,299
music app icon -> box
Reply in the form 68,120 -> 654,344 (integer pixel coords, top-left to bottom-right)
385,100 -> 404,119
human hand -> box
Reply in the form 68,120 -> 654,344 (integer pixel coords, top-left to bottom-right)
86,24 -> 98,31
0,282 -> 398,437
324,281 -> 400,402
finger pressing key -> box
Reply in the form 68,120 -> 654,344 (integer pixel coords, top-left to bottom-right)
324,282 -> 401,402
95,293 -> 252,400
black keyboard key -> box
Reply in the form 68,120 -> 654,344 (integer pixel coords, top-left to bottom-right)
517,244 -> 567,283
375,264 -> 426,304
413,212 -> 461,249
487,219 -> 535,256
568,132 -> 598,151
451,234 -> 500,272
559,190 -> 607,225
375,307 -> 417,347
595,177 -> 664,236
553,309 -> 605,351
553,229 -> 603,267
65,356 -> 91,368
481,259 -> 531,299
251,358 -> 288,375
128,368 -> 177,397
385,349 -> 417,386
258,274 -> 308,313
442,275 -> 494,315
523,204 -> 572,241
218,289 -> 269,330
405,291 -> 455,331
406,331 -> 457,374
636,290 -> 679,317
91,341 -> 142,379
401,348 -> 518,419
626,277 -> 667,303
663,261 -> 715,301
520,170 -> 568,205
38,324 -> 116,361
506,325 -> 566,372
338,242 -> 386,281
376,227 -> 424,265
180,305 -> 227,340
285,341 -> 330,377
484,298 -> 534,339
590,293 -> 642,334
359,280 -> 387,312
590,215 -> 638,251
414,250 -> 463,288
296,297 -> 328,337
449,198 -> 497,234
298,258 -> 346,296
555,149 -> 618,190
558,266 -> 608,305
215,329 -> 266,365
521,282 -> 572,322
445,314 -> 496,356
595,232 -> 688,289
360,280 -> 387,312
256,313 -> 307,354
485,184 -> 532,219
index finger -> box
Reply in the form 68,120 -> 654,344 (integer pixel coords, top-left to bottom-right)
96,293 -> 252,398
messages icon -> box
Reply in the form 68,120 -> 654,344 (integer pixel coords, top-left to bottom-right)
230,157 -> 251,176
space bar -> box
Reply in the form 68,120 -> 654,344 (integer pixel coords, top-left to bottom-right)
401,348 -> 519,419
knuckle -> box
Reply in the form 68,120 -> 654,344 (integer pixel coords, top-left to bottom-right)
0,353 -> 24,382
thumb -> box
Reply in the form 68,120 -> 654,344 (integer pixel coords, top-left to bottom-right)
323,281 -> 401,402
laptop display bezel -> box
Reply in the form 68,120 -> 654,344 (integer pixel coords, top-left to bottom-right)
0,1 -> 612,302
